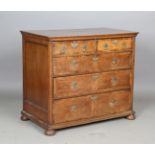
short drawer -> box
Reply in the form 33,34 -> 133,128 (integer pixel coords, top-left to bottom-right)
53,40 -> 96,57
53,90 -> 131,124
53,52 -> 132,76
97,38 -> 132,52
54,70 -> 131,99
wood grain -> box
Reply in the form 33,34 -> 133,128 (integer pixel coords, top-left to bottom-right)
22,38 -> 49,123
53,52 -> 132,76
53,40 -> 96,57
54,70 -> 131,99
53,90 -> 131,123
97,38 -> 132,52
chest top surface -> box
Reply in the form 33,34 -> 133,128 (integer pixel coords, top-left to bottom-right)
21,27 -> 138,39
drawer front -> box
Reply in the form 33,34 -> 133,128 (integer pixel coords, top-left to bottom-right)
53,90 -> 131,123
54,70 -> 130,98
97,38 -> 132,52
53,52 -> 132,76
53,40 -> 96,57
53,97 -> 91,123
91,90 -> 131,117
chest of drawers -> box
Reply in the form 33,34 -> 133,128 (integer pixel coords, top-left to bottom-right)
21,28 -> 138,135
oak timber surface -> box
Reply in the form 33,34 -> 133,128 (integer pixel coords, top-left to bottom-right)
21,27 -> 138,38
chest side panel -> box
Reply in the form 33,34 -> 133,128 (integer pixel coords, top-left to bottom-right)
23,37 -> 50,123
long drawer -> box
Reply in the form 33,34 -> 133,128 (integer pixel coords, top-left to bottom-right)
53,90 -> 131,124
53,52 -> 132,76
54,70 -> 131,99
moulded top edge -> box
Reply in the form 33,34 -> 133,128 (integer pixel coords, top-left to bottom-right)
21,27 -> 139,40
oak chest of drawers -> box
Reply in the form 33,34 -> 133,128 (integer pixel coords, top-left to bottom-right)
21,28 -> 138,135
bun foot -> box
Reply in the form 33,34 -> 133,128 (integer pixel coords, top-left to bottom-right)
45,129 -> 56,136
126,112 -> 136,120
21,114 -> 29,121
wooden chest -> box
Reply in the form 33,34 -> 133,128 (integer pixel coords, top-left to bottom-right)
21,28 -> 138,136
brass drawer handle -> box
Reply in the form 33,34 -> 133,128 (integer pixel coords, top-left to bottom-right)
103,43 -> 109,49
111,77 -> 118,86
70,105 -> 77,112
82,44 -> 88,52
92,55 -> 99,62
71,80 -> 78,90
90,95 -> 97,103
112,40 -> 118,45
71,41 -> 78,48
109,99 -> 117,107
91,75 -> 99,81
70,59 -> 79,70
112,58 -> 118,65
